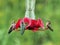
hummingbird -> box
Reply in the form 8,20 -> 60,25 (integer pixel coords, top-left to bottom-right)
8,20 -> 16,34
8,20 -> 25,35
46,21 -> 53,32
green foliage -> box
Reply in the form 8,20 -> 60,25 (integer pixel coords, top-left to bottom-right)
0,0 -> 60,45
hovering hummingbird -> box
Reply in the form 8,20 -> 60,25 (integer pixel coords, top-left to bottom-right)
46,21 -> 53,32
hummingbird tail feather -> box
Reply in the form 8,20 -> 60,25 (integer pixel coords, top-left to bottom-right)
48,25 -> 53,32
8,27 -> 13,34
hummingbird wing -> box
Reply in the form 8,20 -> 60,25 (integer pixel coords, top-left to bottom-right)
47,25 -> 53,32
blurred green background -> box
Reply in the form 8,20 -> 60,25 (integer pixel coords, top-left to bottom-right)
0,0 -> 60,45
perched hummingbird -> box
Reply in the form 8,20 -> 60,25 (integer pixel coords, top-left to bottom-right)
8,20 -> 16,34
46,21 -> 53,32
8,20 -> 25,35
